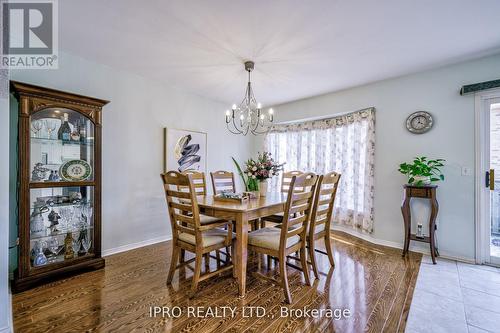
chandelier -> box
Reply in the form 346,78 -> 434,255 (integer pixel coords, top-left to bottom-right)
225,61 -> 274,135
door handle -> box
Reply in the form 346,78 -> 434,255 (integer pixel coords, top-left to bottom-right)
487,169 -> 495,190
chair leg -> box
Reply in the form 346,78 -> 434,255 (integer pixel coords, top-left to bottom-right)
301,245 -> 313,284
324,234 -> 335,267
260,219 -> 266,228
279,254 -> 292,304
179,249 -> 185,263
267,255 -> 272,269
308,240 -> 320,280
167,245 -> 180,284
216,250 -> 221,269
231,243 -> 236,278
204,253 -> 210,271
191,252 -> 203,297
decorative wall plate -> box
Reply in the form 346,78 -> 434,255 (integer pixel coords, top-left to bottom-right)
406,111 -> 433,134
59,159 -> 92,181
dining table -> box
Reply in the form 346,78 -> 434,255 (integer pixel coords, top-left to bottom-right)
197,192 -> 287,297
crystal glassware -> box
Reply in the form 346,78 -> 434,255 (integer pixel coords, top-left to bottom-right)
81,203 -> 93,228
72,238 -> 81,256
81,238 -> 92,254
59,207 -> 73,232
31,120 -> 43,138
44,119 -> 56,139
48,237 -> 60,262
72,206 -> 83,229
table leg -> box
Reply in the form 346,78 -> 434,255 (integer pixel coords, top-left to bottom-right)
235,212 -> 248,296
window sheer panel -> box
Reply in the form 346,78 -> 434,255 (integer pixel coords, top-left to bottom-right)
265,108 -> 375,233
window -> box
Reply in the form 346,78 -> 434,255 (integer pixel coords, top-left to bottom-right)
265,108 -> 375,233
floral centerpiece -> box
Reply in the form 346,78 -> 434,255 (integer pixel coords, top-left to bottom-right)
232,152 -> 284,197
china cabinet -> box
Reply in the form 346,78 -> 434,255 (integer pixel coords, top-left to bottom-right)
11,81 -> 109,292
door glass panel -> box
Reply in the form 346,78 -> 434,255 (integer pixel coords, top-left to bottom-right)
30,107 -> 94,182
489,102 -> 500,261
29,186 -> 94,269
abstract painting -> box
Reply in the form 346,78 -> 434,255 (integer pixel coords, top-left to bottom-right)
164,128 -> 207,173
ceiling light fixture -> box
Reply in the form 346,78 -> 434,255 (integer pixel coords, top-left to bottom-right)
225,61 -> 274,135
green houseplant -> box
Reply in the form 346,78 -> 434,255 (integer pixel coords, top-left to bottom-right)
398,156 -> 445,186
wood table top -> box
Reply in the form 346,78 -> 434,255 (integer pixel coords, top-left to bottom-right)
197,192 -> 287,212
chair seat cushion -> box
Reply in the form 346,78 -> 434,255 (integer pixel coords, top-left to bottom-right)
248,227 -> 300,251
178,229 -> 235,247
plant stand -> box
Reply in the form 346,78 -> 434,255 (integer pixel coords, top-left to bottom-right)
401,184 -> 440,264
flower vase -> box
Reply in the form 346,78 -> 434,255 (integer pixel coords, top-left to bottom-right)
259,180 -> 268,197
246,178 -> 260,199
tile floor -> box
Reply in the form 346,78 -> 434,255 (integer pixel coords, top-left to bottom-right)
406,256 -> 500,333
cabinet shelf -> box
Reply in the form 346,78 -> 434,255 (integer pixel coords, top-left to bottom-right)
30,226 -> 94,241
30,136 -> 94,146
30,181 -> 95,188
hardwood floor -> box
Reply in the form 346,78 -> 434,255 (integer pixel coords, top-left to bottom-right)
12,231 -> 422,333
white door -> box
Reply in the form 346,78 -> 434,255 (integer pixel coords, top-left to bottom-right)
476,92 -> 500,266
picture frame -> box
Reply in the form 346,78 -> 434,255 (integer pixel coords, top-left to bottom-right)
164,128 -> 207,173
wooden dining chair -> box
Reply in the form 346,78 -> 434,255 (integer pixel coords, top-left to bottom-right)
307,171 -> 341,279
210,170 -> 236,194
261,170 -> 304,227
211,170 -> 261,231
161,171 -> 234,296
248,172 -> 318,304
180,170 -> 232,265
280,170 -> 305,193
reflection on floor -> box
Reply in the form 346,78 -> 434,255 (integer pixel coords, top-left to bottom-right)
406,256 -> 500,333
12,231 -> 421,333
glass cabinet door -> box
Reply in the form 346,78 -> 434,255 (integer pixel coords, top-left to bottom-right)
28,107 -> 96,270
30,107 -> 94,183
29,186 -> 95,268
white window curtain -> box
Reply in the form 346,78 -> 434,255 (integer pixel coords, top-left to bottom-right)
265,107 -> 375,233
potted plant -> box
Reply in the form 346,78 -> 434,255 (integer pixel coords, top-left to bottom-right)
232,152 -> 284,197
398,156 -> 445,186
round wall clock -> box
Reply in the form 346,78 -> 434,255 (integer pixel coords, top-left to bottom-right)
406,111 -> 433,134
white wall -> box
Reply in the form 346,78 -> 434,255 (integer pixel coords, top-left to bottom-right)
11,52 -> 252,255
1,68 -> 12,332
254,53 -> 500,261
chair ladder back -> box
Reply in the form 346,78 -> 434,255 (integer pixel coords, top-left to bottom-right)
310,172 -> 341,236
281,170 -> 304,193
180,170 -> 207,196
210,170 -> 236,194
161,171 -> 201,238
281,173 -> 318,244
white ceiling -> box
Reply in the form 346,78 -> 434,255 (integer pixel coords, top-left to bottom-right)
60,0 -> 500,106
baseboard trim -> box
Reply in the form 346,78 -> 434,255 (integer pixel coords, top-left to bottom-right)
102,234 -> 172,257
331,225 -> 475,264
